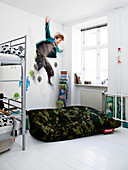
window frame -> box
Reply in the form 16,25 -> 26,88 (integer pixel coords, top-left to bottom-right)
81,23 -> 108,85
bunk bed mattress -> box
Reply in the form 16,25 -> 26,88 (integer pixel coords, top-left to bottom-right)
0,125 -> 13,140
28,106 -> 121,142
0,53 -> 21,64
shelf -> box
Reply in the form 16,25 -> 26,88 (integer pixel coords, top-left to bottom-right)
75,84 -> 108,88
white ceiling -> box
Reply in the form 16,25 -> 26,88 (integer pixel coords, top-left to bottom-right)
1,0 -> 128,24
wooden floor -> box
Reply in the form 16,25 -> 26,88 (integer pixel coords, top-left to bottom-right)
0,127 -> 128,170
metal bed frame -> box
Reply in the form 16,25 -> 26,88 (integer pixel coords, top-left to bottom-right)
0,35 -> 27,150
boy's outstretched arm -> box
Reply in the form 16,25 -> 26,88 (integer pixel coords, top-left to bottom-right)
45,16 -> 54,41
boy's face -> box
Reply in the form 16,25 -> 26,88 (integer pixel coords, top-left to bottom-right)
55,37 -> 62,45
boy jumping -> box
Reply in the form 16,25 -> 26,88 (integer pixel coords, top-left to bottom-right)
34,16 -> 64,85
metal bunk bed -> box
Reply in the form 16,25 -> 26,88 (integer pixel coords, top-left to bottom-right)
0,35 -> 27,151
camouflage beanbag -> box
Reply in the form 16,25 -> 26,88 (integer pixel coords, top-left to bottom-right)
27,106 -> 121,142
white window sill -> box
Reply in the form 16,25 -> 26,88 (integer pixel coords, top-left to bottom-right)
75,84 -> 108,88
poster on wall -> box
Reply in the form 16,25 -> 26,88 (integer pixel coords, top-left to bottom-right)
32,16 -> 64,85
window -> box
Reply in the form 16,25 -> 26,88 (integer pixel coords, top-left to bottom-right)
81,24 -> 108,85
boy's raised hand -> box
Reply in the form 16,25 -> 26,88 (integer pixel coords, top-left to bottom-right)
46,16 -> 51,23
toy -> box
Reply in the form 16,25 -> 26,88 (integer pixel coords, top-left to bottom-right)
117,55 -> 121,63
29,70 -> 35,79
101,78 -> 108,85
13,93 -> 20,100
26,76 -> 30,91
19,76 -> 30,91
117,47 -> 122,64
56,101 -> 64,108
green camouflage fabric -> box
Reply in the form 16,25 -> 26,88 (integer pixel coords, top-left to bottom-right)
27,106 -> 121,142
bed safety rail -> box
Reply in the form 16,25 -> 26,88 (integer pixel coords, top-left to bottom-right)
105,92 -> 128,127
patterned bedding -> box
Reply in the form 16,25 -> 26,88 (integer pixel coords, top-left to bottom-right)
28,106 -> 121,142
0,112 -> 22,140
0,113 -> 13,127
0,45 -> 23,57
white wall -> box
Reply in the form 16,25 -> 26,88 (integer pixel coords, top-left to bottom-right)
71,26 -> 82,105
61,25 -> 72,105
62,25 -> 82,105
0,2 -> 64,110
1,3 -> 128,110
108,7 -> 128,95
64,8 -> 128,106
63,16 -> 108,106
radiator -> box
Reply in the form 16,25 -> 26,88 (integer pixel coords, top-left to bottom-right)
81,89 -> 104,112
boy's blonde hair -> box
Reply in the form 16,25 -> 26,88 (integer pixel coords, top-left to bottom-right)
54,32 -> 64,41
